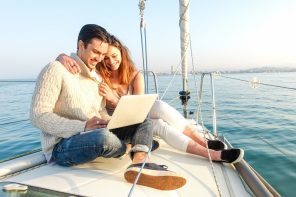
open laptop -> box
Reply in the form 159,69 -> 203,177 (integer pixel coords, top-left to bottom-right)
107,94 -> 158,129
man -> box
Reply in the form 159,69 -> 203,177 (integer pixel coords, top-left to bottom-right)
30,24 -> 186,190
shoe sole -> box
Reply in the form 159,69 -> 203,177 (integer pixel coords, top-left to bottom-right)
231,149 -> 244,164
222,141 -> 228,150
124,168 -> 186,190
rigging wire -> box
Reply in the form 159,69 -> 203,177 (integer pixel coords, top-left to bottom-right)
188,34 -> 223,197
127,1 -> 152,196
218,112 -> 296,164
127,145 -> 153,197
160,41 -> 189,100
167,95 -> 181,104
219,75 -> 296,91
139,0 -> 149,93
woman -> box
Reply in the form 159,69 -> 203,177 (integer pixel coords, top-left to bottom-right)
57,35 -> 244,164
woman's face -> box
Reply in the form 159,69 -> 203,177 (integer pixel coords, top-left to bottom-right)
104,45 -> 122,71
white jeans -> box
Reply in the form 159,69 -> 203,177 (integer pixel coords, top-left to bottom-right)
149,100 -> 202,152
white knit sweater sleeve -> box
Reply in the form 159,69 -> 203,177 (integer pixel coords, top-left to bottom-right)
30,62 -> 86,138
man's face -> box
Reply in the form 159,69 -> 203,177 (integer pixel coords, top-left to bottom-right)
78,38 -> 108,71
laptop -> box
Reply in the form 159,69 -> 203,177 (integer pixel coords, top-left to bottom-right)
107,94 -> 158,129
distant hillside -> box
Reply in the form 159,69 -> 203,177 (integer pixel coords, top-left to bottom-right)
219,66 -> 296,74
166,66 -> 296,75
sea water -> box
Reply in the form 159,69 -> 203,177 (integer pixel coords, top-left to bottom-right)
0,72 -> 295,196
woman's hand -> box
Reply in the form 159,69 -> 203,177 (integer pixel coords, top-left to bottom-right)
56,53 -> 81,74
99,82 -> 114,100
99,82 -> 119,106
84,116 -> 109,131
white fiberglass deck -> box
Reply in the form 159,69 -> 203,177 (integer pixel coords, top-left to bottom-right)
2,140 -> 251,197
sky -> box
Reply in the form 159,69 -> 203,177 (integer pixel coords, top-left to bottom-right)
1,0 -> 296,79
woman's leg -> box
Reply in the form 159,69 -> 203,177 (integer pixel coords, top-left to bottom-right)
152,119 -> 190,152
150,100 -> 188,132
183,126 -> 206,147
152,119 -> 220,160
186,141 -> 220,160
150,100 -> 207,146
151,119 -> 243,163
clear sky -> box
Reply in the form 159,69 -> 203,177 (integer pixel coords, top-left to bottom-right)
1,0 -> 296,79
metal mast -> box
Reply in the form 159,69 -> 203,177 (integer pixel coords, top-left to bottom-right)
179,0 -> 190,117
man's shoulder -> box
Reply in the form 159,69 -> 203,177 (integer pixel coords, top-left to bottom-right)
46,61 -> 68,73
36,61 -> 70,82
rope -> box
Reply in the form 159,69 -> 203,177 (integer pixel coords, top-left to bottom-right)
127,2 -> 151,196
218,112 -> 296,164
137,1 -> 219,195
160,40 -> 190,100
139,0 -> 149,93
187,34 -> 222,197
179,0 -> 190,26
138,0 -> 146,24
196,78 -> 223,196
167,95 -> 181,104
220,75 -> 296,91
160,0 -> 192,100
202,130 -> 223,197
127,144 -> 153,197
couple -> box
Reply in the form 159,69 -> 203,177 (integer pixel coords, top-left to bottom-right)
31,24 -> 244,191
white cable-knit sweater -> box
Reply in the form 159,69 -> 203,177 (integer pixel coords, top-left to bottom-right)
30,53 -> 105,161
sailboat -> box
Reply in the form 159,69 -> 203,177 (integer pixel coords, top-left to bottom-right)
0,1 -> 280,196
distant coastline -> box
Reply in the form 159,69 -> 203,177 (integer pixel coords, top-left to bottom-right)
215,66 -> 296,74
157,66 -> 296,75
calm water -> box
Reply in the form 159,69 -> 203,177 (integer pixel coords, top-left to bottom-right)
0,72 -> 295,196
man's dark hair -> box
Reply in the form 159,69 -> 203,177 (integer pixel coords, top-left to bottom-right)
77,24 -> 110,49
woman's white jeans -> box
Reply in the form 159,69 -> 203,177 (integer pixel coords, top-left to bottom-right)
149,100 -> 201,152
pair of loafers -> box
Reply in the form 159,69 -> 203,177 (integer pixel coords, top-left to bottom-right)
207,139 -> 244,164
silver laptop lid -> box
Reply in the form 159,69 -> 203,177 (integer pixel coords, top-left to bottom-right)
107,94 -> 158,129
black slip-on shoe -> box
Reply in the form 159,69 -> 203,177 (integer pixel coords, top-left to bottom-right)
221,148 -> 244,164
207,139 -> 228,151
124,163 -> 186,190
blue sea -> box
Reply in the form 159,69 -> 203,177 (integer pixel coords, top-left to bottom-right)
0,72 -> 295,196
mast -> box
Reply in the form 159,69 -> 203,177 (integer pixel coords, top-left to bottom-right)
179,0 -> 190,117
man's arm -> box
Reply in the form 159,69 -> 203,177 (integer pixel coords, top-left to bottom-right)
30,62 -> 86,138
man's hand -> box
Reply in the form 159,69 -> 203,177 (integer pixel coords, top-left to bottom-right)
84,116 -> 109,131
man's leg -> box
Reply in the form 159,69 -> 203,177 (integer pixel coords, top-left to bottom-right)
114,119 -> 187,190
111,118 -> 153,158
52,129 -> 126,166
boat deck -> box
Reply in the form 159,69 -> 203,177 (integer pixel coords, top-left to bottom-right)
1,140 -> 251,196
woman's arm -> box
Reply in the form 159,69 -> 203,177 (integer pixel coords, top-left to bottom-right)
99,71 -> 145,109
132,72 -> 145,95
99,82 -> 120,107
56,53 -> 81,74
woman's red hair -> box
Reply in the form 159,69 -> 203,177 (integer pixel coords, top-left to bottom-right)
97,35 -> 137,87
